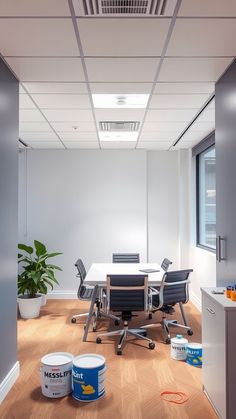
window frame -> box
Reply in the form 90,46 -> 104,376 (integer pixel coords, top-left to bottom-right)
196,144 -> 216,253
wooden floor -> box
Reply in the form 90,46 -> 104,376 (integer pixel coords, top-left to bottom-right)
0,300 -> 217,419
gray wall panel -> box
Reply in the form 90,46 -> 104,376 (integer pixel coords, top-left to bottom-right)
0,59 -> 19,383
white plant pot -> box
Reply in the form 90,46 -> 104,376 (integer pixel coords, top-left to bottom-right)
40,294 -> 47,306
17,295 -> 42,319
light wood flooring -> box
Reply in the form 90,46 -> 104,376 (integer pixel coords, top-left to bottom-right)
0,300 -> 217,419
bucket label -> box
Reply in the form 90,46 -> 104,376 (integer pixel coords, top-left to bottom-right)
41,363 -> 73,398
72,364 -> 105,401
186,346 -> 202,367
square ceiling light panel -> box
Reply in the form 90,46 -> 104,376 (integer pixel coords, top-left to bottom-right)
99,132 -> 138,142
92,94 -> 149,108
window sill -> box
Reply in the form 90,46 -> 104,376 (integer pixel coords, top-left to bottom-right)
196,244 -> 216,254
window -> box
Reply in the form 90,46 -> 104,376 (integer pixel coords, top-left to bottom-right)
197,146 -> 216,251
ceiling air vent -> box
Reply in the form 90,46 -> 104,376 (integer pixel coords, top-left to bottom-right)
76,0 -> 177,16
99,121 -> 140,131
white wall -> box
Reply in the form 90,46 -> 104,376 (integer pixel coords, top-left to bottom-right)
147,151 -> 180,269
18,149 -> 181,296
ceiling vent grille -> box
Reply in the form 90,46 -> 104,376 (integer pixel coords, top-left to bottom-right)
76,0 -> 176,16
99,121 -> 140,131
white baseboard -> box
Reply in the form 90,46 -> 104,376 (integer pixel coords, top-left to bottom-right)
0,361 -> 20,404
47,290 -> 77,299
189,290 -> 201,311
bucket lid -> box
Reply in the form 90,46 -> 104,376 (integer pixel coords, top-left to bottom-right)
187,343 -> 202,349
171,335 -> 188,344
73,353 -> 105,368
41,352 -> 73,366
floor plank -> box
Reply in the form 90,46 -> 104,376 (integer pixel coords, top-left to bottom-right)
0,300 -> 217,419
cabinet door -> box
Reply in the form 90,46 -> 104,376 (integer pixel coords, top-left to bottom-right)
216,59 -> 236,287
202,293 -> 226,419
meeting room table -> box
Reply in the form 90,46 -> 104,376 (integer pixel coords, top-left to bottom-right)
82,262 -> 164,341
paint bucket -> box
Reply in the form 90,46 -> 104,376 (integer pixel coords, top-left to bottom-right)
72,353 -> 106,402
186,343 -> 202,367
170,334 -> 188,361
40,352 -> 73,398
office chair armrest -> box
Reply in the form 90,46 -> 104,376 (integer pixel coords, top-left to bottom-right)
164,279 -> 191,286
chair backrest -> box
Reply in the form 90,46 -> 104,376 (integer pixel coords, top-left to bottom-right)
112,253 -> 140,263
106,274 -> 148,312
75,259 -> 87,298
161,258 -> 172,272
159,269 -> 193,307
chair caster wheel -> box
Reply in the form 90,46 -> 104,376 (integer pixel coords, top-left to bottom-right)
71,318 -> 76,323
93,327 -> 97,332
148,313 -> 153,319
114,320 -> 120,326
149,342 -> 155,350
187,329 -> 193,336
117,349 -> 122,355
165,338 -> 171,344
96,337 -> 102,344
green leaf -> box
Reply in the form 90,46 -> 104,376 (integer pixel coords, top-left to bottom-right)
45,252 -> 63,260
34,240 -> 47,257
18,243 -> 33,254
18,253 -> 23,259
46,264 -> 62,271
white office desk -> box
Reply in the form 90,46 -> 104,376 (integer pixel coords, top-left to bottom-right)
85,263 -> 164,286
82,262 -> 164,341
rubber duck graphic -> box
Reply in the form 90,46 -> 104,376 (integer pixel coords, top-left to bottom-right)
81,384 -> 95,394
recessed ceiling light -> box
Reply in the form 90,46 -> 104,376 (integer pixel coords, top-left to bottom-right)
72,126 -> 79,130
92,94 -> 149,109
99,131 -> 138,142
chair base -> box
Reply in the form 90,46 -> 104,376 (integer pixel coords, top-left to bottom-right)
71,307 -> 120,331
96,321 -> 155,355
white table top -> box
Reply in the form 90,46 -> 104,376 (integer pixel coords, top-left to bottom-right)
85,263 -> 164,286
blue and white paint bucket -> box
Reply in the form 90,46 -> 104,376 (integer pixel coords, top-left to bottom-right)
186,343 -> 202,367
40,352 -> 73,398
72,354 -> 106,402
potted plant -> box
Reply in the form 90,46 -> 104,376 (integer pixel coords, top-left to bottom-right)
17,240 -> 62,319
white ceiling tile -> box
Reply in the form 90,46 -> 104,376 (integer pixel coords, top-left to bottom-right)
31,94 -> 91,109
64,141 -> 99,149
197,109 -> 215,122
150,94 -> 210,109
27,141 -> 64,149
42,109 -> 94,122
167,19 -> 236,56
146,109 -> 198,122
154,82 -> 214,94
101,141 -> 135,149
0,0 -> 70,16
19,109 -> 46,122
143,121 -> 187,132
90,83 -> 152,94
19,94 -> 36,109
19,85 -> 25,94
208,98 -> 215,109
171,141 -> 193,149
179,130 -> 213,143
159,58 -> 233,82
6,58 -> 85,82
20,132 -> 58,141
57,132 -> 97,141
186,121 -> 215,132
85,58 -> 159,82
0,19 -> 78,56
95,108 -> 145,121
140,132 -> 179,141
137,142 -> 172,150
19,122 -> 52,131
50,121 -> 96,131
78,18 -> 170,56
22,82 -> 88,94
178,0 -> 236,17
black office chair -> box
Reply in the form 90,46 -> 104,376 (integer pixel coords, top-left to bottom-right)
112,253 -> 140,263
161,258 -> 172,272
143,269 -> 193,344
71,258 -> 119,330
96,274 -> 155,355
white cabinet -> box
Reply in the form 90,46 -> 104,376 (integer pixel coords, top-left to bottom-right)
202,288 -> 236,419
